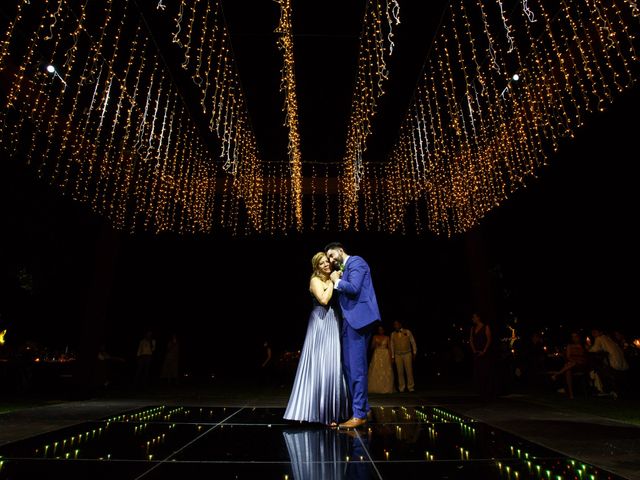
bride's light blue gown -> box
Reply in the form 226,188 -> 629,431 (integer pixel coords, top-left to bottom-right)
283,295 -> 349,424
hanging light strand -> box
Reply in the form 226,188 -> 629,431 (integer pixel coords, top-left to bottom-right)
340,0 -> 400,229
275,0 -> 303,232
163,0 -> 265,231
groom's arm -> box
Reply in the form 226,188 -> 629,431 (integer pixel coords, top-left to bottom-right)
335,257 -> 368,297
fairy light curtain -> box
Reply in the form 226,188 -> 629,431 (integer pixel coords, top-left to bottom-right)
365,0 -> 639,236
0,0 -> 264,235
1,0 -> 638,236
339,0 -> 401,230
165,0 -> 265,230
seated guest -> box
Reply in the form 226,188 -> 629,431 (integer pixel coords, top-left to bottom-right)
551,332 -> 589,399
588,327 -> 629,397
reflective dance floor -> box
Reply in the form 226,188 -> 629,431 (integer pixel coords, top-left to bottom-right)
0,405 -> 626,479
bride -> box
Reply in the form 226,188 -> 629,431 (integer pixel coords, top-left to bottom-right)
283,252 -> 349,426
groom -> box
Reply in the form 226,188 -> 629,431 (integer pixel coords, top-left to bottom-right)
326,242 -> 380,428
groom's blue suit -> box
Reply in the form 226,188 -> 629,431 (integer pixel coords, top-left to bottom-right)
335,255 -> 380,419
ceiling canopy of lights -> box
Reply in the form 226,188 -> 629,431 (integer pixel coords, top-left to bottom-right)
0,0 -> 637,235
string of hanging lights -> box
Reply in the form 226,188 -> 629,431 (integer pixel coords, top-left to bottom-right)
274,0 -> 303,232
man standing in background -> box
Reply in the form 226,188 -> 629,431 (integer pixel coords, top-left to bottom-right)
391,320 -> 417,392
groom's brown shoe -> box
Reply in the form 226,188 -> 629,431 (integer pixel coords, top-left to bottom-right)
339,417 -> 367,429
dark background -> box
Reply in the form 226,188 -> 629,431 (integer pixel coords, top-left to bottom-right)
0,0 -> 638,385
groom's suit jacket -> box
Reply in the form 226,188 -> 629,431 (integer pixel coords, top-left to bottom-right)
336,256 -> 380,330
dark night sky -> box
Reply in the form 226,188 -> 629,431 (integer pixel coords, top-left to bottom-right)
1,0 -> 639,378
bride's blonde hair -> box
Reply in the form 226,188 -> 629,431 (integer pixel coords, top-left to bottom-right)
311,252 -> 329,280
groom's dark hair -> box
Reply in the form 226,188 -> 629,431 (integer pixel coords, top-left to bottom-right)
324,242 -> 345,253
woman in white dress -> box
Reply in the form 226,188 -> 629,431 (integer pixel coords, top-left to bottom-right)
368,325 -> 394,393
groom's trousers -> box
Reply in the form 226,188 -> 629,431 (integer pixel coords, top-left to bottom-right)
342,321 -> 373,419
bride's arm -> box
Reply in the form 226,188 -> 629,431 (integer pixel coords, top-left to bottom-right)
310,277 -> 334,306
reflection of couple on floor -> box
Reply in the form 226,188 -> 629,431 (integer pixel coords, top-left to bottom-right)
283,428 -> 372,480
282,408 -> 422,480
283,242 -> 381,429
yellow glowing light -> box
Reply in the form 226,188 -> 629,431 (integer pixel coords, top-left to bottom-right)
0,0 -> 637,236
374,0 -> 639,235
275,0 -> 303,231
340,0 -> 401,229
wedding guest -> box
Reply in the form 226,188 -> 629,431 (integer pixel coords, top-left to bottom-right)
588,327 -> 629,397
368,325 -> 394,394
160,333 -> 180,385
134,330 -> 156,387
551,332 -> 589,399
469,313 -> 495,400
390,320 -> 417,393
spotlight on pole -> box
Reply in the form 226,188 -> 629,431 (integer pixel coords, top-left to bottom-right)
45,64 -> 67,89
